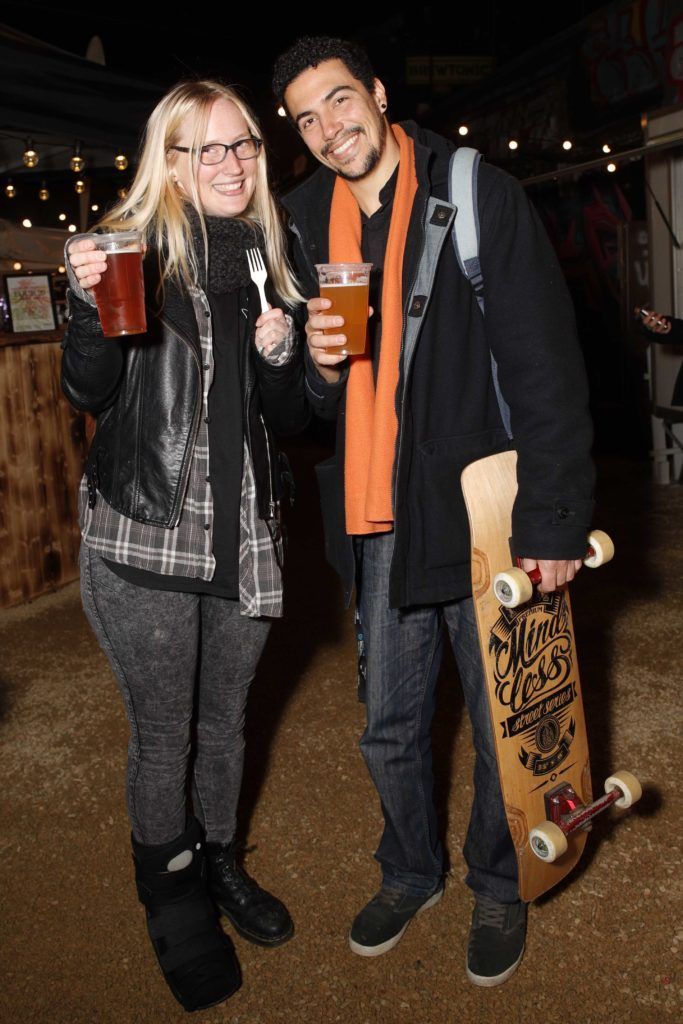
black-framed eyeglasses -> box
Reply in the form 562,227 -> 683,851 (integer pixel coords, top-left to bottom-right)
169,136 -> 262,165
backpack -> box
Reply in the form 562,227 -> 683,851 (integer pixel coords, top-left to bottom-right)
449,147 -> 513,440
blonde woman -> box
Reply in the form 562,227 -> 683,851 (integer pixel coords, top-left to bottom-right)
62,80 -> 307,1012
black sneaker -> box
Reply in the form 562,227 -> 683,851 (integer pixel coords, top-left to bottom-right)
349,886 -> 443,957
466,894 -> 527,987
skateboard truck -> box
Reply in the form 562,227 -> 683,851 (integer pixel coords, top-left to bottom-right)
528,770 -> 642,861
493,530 -> 615,608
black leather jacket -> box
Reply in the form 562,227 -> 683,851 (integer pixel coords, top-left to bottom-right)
61,261 -> 308,527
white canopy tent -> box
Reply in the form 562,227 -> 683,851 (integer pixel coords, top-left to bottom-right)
0,218 -> 67,272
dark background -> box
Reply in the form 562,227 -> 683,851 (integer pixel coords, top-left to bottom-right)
1,0 -> 676,455
0,1 -> 612,182
0,2 -> 610,88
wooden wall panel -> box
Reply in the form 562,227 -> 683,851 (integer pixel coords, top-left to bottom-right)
0,335 -> 87,608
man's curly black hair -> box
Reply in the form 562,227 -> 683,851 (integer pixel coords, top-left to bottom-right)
272,36 -> 376,115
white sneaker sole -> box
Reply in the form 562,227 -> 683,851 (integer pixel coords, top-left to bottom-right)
348,888 -> 444,957
466,944 -> 525,987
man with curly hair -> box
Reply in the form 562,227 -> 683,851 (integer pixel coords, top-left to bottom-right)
273,36 -> 594,986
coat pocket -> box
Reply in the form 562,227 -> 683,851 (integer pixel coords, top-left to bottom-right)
417,428 -> 510,570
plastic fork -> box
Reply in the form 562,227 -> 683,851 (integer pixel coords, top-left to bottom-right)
246,248 -> 268,313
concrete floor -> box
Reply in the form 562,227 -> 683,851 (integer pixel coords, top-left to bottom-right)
1,442 -> 681,1024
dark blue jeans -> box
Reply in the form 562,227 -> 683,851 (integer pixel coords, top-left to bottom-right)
357,532 -> 518,904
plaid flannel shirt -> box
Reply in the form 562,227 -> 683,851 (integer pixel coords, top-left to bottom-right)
76,280 -> 292,618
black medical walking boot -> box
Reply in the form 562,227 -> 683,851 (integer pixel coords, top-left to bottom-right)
206,840 -> 294,947
132,816 -> 241,1012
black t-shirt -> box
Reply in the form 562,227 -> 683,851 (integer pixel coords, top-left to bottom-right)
361,166 -> 398,383
203,287 -> 243,594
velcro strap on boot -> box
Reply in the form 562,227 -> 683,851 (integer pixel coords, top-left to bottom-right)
147,899 -> 215,940
156,930 -> 226,972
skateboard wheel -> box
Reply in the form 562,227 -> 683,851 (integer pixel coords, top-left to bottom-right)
493,568 -> 533,608
529,821 -> 568,862
604,770 -> 642,808
584,530 -> 615,568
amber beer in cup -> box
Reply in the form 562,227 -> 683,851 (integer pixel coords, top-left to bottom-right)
316,263 -> 372,356
89,230 -> 146,337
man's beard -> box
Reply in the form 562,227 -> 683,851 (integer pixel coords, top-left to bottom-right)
337,142 -> 381,180
325,118 -> 387,181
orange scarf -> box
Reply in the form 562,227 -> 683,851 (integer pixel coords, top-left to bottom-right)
329,124 -> 418,535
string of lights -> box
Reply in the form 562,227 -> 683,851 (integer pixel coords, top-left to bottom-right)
1,130 -> 131,219
452,124 -> 620,165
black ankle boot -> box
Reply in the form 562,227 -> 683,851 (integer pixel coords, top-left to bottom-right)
132,817 -> 241,1012
206,841 -> 294,948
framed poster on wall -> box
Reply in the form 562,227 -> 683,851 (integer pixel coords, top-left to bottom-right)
3,273 -> 57,333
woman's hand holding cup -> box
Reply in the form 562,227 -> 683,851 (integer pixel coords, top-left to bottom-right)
67,238 -> 108,291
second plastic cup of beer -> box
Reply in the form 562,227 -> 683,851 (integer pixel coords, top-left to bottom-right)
87,230 -> 146,337
316,263 -> 372,356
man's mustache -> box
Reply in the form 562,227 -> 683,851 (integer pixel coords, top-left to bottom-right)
321,126 -> 365,159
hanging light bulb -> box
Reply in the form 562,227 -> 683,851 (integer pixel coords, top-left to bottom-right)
606,162 -> 617,173
458,125 -> 469,136
39,181 -> 49,201
562,139 -> 573,151
508,139 -> 519,151
114,152 -> 128,171
23,139 -> 39,168
13,261 -> 22,270
5,179 -> 16,198
602,143 -> 611,154
117,186 -> 128,199
22,218 -> 32,228
91,203 -> 99,212
70,142 -> 85,173
277,106 -> 286,117
74,178 -> 86,195
58,212 -> 67,221
58,265 -> 66,274
68,224 -> 77,233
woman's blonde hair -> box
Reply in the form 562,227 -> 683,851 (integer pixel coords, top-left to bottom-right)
98,79 -> 302,305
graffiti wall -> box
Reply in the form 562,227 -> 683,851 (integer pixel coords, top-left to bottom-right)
536,179 -> 633,302
581,0 -> 683,111
463,0 -> 683,159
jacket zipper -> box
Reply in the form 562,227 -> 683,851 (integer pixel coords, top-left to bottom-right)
158,311 -> 203,527
393,199 -> 429,514
260,413 -> 277,518
390,193 -> 437,601
389,262 -> 421,584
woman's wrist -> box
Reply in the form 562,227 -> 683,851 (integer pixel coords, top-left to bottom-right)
256,313 -> 294,365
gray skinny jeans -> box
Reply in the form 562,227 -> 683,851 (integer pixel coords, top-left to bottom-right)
80,545 -> 270,845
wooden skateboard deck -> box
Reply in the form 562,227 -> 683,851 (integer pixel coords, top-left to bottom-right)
461,450 -> 592,902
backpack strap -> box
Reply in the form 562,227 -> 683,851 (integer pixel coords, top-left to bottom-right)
448,147 -> 513,440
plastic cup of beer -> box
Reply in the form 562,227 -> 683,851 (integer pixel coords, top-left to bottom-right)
88,230 -> 146,337
316,263 -> 372,356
